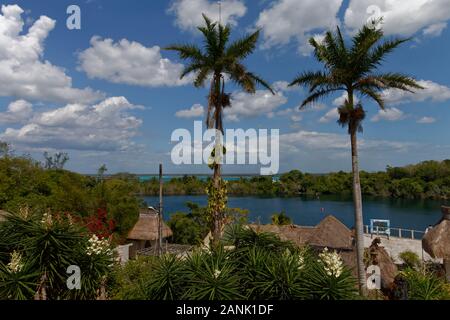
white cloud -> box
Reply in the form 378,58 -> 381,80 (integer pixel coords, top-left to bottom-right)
332,93 -> 359,107
225,90 -> 287,122
0,5 -> 103,103
319,108 -> 339,123
0,100 -> 33,124
175,104 -> 204,118
1,97 -> 143,152
256,0 -> 342,55
344,0 -> 450,37
417,116 -> 436,124
168,0 -> 247,32
371,107 -> 406,122
281,129 -> 414,152
423,22 -> 448,37
383,80 -> 450,105
290,114 -> 302,122
78,37 -> 192,87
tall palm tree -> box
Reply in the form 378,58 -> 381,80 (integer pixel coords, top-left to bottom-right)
289,22 -> 423,294
167,14 -> 273,244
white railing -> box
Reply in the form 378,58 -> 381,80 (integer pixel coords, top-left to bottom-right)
364,225 -> 426,240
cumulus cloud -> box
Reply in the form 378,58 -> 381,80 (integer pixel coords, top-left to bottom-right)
382,80 -> 450,105
0,100 -> 33,124
281,129 -> 414,153
0,5 -> 103,103
417,116 -> 436,124
1,97 -> 143,152
371,107 -> 406,122
168,0 -> 246,32
255,0 -> 342,55
78,37 -> 192,87
225,90 -> 288,122
344,0 -> 450,37
175,104 -> 204,118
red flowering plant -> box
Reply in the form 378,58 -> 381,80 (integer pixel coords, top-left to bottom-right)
84,208 -> 116,240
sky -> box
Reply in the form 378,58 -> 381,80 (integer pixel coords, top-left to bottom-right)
0,0 -> 450,175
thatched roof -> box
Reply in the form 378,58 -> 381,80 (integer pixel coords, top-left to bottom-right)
250,215 -> 353,250
422,206 -> 450,259
308,215 -> 353,249
127,209 -> 173,241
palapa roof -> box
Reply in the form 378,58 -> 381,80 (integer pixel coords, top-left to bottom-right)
127,208 -> 173,241
308,215 -> 353,249
250,215 -> 353,250
422,206 -> 450,259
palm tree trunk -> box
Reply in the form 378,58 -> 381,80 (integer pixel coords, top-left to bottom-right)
350,130 -> 367,295
211,73 -> 223,245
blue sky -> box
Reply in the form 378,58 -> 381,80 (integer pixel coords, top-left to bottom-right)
0,0 -> 450,174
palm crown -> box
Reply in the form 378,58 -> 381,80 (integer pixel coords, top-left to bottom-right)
289,21 -> 423,132
166,14 -> 273,130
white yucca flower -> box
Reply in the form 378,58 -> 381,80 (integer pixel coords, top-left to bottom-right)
41,212 -> 53,228
213,269 -> 221,279
318,247 -> 344,278
86,234 -> 112,256
7,251 -> 24,273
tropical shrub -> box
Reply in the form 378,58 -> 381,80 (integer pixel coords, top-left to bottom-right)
271,211 -> 292,226
112,225 -> 359,301
302,248 -> 358,300
399,250 -> 421,269
108,256 -> 157,300
402,268 -> 450,300
0,209 -> 115,300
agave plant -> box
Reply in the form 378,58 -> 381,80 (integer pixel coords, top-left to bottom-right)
243,248 -> 308,300
144,254 -> 187,300
302,248 -> 358,300
0,209 -> 115,300
183,248 -> 244,300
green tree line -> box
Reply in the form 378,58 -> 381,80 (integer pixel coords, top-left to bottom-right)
137,160 -> 450,200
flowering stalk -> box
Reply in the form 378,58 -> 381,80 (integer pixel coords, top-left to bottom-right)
318,247 -> 344,278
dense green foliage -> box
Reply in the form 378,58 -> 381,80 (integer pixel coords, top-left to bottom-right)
271,211 -> 292,225
0,209 -> 115,300
398,251 -> 421,269
401,268 -> 450,300
167,202 -> 249,245
137,160 -> 450,200
0,156 -> 141,239
110,226 -> 358,300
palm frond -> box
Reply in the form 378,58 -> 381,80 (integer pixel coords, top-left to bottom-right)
226,30 -> 260,60
247,72 -> 274,94
194,67 -> 211,88
358,87 -> 385,110
165,44 -> 205,62
301,88 -> 341,109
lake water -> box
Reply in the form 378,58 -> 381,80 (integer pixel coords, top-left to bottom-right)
142,195 -> 448,232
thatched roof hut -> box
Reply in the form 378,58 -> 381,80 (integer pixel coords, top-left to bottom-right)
127,208 -> 173,241
307,215 -> 353,250
250,215 -> 353,250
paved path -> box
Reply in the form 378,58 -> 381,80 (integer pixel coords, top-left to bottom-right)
363,234 -> 441,264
